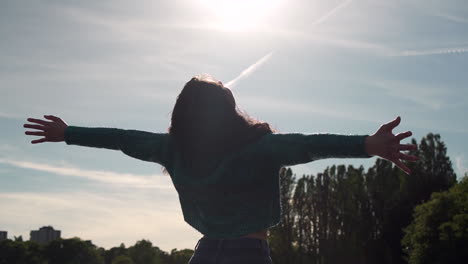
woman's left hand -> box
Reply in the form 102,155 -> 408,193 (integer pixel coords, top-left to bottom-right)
365,116 -> 419,174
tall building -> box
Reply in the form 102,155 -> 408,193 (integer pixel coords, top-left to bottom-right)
0,231 -> 7,241
30,226 -> 61,244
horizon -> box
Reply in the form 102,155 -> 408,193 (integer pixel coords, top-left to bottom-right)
0,225 -> 167,250
1,0 -> 467,252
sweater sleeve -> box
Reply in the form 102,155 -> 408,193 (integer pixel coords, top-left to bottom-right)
262,133 -> 372,166
64,126 -> 172,166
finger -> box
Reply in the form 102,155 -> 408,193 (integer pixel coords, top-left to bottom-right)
393,159 -> 411,175
27,118 -> 51,126
382,116 -> 401,132
44,115 -> 60,122
31,138 -> 47,144
23,124 -> 46,130
25,131 -> 46,136
398,144 -> 417,151
396,131 -> 412,141
398,153 -> 419,161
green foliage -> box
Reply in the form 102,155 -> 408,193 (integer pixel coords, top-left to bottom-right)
45,238 -> 104,264
111,255 -> 134,264
0,237 -> 194,264
402,176 -> 468,264
0,240 -> 47,264
105,243 -> 129,264
128,240 -> 163,264
268,133 -> 457,264
166,248 -> 194,264
269,167 -> 296,263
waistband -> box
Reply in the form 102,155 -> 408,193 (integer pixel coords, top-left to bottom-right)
195,237 -> 270,250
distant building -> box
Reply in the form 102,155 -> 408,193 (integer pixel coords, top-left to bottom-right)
30,226 -> 61,244
0,231 -> 7,241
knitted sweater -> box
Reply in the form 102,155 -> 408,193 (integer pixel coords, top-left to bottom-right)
64,126 -> 371,238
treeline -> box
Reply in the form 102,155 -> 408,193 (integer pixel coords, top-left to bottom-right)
1,133 -> 466,264
268,133 -> 463,264
0,238 -> 193,264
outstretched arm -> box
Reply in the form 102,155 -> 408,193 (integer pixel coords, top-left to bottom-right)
24,115 -> 172,165
263,116 -> 417,175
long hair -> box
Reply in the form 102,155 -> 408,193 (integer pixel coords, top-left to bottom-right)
168,74 -> 273,176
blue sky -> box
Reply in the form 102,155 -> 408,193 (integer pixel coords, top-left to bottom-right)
1,0 -> 467,251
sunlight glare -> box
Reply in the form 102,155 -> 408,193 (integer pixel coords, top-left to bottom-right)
197,0 -> 283,31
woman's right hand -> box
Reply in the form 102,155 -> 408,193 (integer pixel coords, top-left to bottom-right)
24,115 -> 68,144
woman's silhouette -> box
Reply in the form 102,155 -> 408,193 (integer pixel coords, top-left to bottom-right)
24,74 -> 418,263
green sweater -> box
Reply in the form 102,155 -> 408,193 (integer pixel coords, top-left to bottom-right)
64,126 -> 371,238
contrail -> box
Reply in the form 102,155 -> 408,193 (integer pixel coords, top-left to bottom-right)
226,0 -> 354,88
225,52 -> 273,88
392,47 -> 468,57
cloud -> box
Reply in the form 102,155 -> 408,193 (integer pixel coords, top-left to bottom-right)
391,46 -> 468,57
0,191 -> 200,251
240,94 -> 378,124
0,158 -> 172,189
0,3 -> 217,84
0,112 -> 22,119
433,12 -> 468,24
455,155 -> 468,177
240,86 -> 468,134
224,0 -> 357,89
312,35 -> 394,55
225,52 -> 273,88
0,144 -> 20,154
312,0 -> 354,26
265,27 -> 395,56
372,80 -> 451,110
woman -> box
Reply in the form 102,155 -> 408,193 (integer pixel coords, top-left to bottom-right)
24,74 -> 418,263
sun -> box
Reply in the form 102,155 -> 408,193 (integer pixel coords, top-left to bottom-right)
196,0 -> 283,32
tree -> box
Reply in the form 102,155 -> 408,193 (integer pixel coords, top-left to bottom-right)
128,240 -> 163,264
112,255 -> 134,264
366,133 -> 457,264
45,238 -> 104,264
0,240 -> 47,264
402,175 -> 468,264
268,167 -> 297,263
267,133 -> 457,264
0,240 -> 28,264
24,241 -> 47,264
404,133 -> 457,206
105,243 -> 129,264
168,248 -> 194,264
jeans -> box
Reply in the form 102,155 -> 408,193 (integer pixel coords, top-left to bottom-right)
188,237 -> 273,264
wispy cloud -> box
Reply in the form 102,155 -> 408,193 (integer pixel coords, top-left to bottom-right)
455,155 -> 467,177
313,34 -> 394,55
267,27 -> 395,56
372,81 -> 449,110
0,112 -> 22,119
225,0 -> 357,89
433,12 -> 468,24
312,0 -> 354,26
240,94 -> 379,124
225,52 -> 273,88
0,158 -> 172,189
391,46 -> 468,57
0,144 -> 20,153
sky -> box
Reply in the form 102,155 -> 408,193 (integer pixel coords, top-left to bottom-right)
1,0 -> 467,252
